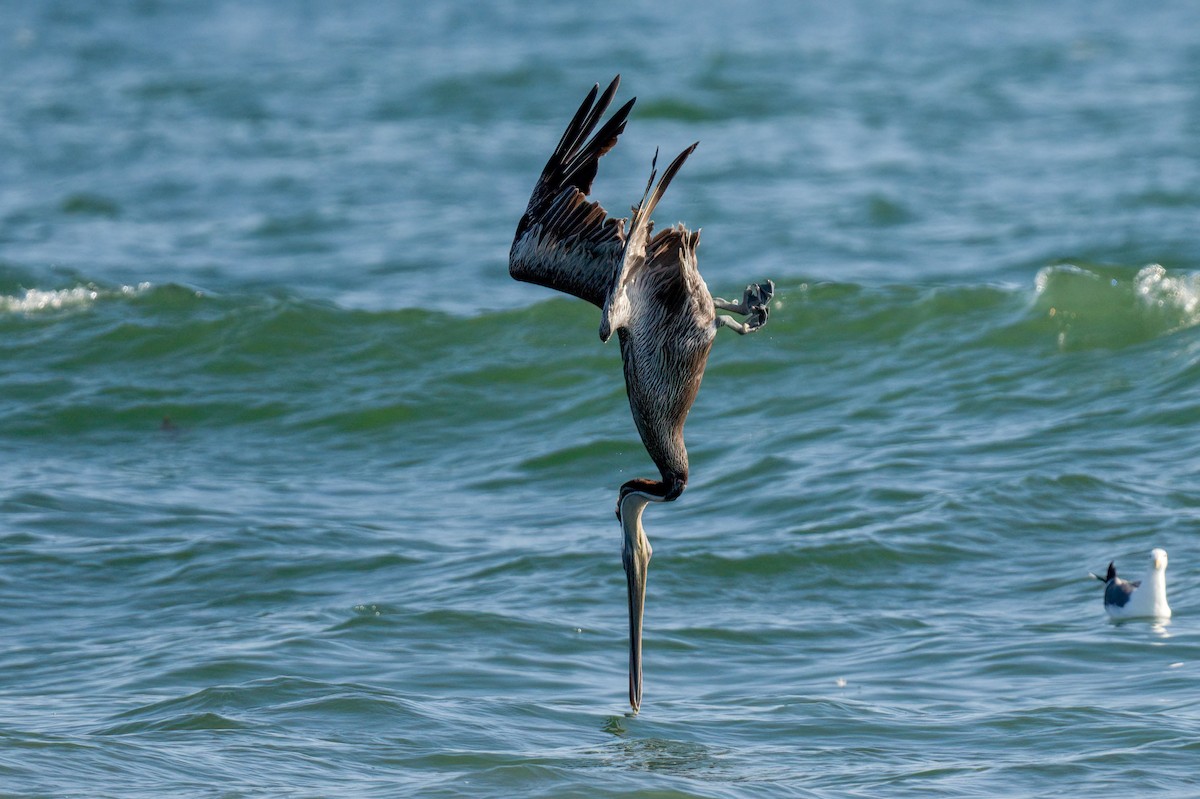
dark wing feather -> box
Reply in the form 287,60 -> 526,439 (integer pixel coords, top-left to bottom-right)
1105,578 -> 1138,608
510,77 -> 635,308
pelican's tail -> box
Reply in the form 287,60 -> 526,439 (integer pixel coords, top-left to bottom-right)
629,143 -> 698,255
600,142 -> 699,341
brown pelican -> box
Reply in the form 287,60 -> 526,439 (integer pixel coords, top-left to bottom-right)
509,76 -> 774,713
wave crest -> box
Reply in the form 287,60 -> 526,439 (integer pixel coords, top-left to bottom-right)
1034,263 -> 1200,349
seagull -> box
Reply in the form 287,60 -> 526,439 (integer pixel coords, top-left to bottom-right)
1090,548 -> 1171,620
509,76 -> 774,713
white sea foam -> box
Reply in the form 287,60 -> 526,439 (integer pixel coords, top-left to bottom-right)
1133,264 -> 1200,324
1,283 -> 151,314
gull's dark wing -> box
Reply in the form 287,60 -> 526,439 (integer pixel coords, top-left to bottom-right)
509,77 -> 635,309
1105,577 -> 1138,608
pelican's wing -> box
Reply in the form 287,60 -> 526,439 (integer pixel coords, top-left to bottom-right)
509,77 -> 635,308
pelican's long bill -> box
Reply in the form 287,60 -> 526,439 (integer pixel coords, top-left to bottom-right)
619,492 -> 653,714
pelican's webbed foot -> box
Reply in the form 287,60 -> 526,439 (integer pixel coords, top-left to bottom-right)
714,279 -> 774,335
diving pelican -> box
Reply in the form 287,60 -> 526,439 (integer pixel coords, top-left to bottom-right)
509,76 -> 774,713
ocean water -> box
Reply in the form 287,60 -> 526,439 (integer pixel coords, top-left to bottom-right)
3,1 -> 1200,797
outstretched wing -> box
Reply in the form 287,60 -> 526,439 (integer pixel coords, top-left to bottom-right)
509,77 -> 635,308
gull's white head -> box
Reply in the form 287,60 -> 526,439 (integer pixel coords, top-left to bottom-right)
1151,548 -> 1168,572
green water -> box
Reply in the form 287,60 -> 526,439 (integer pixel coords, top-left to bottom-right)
3,1 -> 1200,797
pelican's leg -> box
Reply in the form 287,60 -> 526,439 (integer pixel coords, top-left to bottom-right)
713,279 -> 774,315
716,314 -> 759,334
714,280 -> 773,334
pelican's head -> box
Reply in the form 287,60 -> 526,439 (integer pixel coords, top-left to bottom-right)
1151,548 -> 1168,572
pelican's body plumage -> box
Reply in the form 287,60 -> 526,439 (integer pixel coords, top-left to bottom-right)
509,76 -> 773,713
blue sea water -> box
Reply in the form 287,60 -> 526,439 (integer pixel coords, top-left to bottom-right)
3,1 -> 1200,797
